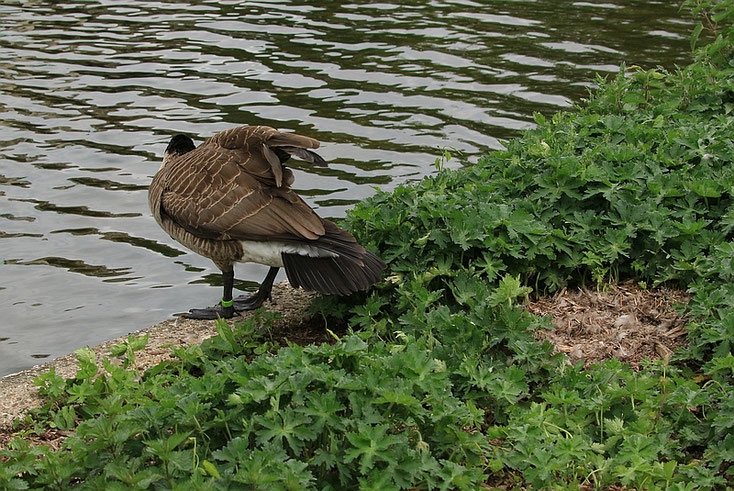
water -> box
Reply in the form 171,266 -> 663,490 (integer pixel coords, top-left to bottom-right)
0,0 -> 692,376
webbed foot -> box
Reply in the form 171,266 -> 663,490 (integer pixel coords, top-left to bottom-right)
232,290 -> 272,311
231,267 -> 278,311
179,303 -> 236,320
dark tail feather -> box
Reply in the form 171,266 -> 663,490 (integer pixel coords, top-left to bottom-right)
281,219 -> 385,296
282,251 -> 385,296
279,146 -> 327,166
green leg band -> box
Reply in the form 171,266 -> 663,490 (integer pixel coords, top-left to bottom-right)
221,298 -> 234,308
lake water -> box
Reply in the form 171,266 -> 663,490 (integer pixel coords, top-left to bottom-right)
0,0 -> 692,376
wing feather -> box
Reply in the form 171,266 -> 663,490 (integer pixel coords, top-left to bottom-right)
262,143 -> 284,187
155,125 -> 327,242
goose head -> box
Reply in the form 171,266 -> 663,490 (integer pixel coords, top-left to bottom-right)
161,134 -> 196,170
166,134 -> 195,155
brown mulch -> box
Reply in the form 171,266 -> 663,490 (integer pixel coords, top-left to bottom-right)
0,280 -> 690,450
527,281 -> 690,369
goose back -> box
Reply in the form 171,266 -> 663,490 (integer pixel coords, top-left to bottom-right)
149,126 -> 328,258
149,125 -> 386,294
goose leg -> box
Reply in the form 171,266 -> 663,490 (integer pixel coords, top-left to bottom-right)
233,267 -> 278,311
183,268 -> 236,320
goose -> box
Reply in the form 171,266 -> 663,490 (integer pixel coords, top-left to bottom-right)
149,125 -> 386,319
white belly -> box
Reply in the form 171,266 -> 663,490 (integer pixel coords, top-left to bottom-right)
238,241 -> 337,267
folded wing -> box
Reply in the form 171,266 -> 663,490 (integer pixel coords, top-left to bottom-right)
156,126 -> 327,242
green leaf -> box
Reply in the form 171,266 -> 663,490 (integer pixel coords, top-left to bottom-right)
489,274 -> 532,307
374,390 -> 421,408
201,460 -> 221,479
691,22 -> 704,51
345,424 -> 402,475
129,333 -> 149,351
687,179 -> 722,198
255,409 -> 317,455
73,347 -> 96,367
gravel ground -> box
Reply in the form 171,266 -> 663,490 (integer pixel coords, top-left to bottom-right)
0,281 -> 318,429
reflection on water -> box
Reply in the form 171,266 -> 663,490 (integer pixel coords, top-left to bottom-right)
0,0 -> 692,376
6,257 -> 133,278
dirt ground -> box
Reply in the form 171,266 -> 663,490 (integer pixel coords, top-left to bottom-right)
0,280 -> 689,448
527,281 -> 689,369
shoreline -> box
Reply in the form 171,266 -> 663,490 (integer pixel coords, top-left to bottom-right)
0,281 -> 689,432
0,281 -> 317,429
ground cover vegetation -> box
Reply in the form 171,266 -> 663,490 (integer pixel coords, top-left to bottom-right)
2,1 -> 734,488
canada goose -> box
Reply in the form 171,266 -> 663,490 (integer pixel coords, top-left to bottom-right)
149,126 -> 386,319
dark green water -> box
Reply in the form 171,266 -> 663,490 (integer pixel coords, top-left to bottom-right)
0,0 -> 692,376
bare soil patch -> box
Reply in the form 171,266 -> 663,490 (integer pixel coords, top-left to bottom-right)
527,282 -> 690,369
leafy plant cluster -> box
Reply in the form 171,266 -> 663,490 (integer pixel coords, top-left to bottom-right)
686,0 -> 734,66
333,13 -> 734,486
3,4 -> 734,489
346,62 -> 734,297
2,315 -> 493,489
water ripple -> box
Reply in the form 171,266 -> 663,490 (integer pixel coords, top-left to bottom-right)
0,0 -> 693,375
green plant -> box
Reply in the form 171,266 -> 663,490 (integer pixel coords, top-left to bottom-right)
685,0 -> 734,66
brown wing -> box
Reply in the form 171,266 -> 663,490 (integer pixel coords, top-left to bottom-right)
155,126 -> 326,242
210,126 -> 320,188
